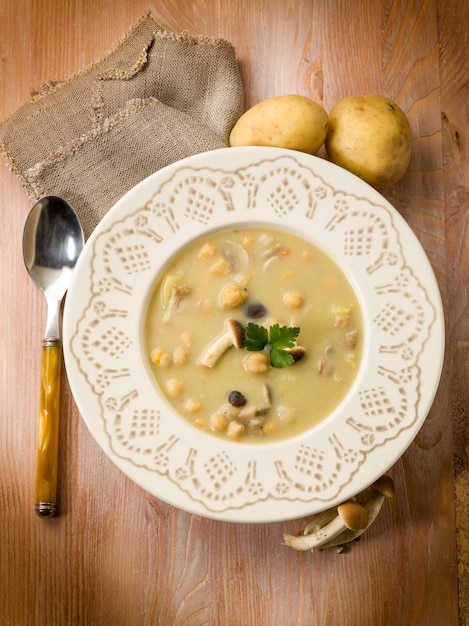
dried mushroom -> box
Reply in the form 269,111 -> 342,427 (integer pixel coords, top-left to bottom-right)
196,319 -> 245,367
283,475 -> 395,552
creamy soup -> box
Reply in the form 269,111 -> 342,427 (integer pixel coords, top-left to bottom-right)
145,227 -> 363,443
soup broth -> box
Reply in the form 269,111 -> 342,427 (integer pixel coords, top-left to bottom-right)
145,227 -> 363,443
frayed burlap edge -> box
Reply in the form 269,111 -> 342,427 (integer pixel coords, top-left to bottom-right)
1,12 -> 238,119
0,12 -> 243,202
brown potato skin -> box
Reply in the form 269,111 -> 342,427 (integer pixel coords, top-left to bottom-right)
229,95 -> 329,155
325,95 -> 412,187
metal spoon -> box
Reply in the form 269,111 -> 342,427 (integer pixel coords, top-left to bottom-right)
22,196 -> 84,517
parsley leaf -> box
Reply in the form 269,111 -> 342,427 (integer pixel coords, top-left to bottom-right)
270,346 -> 295,368
269,323 -> 300,349
243,322 -> 301,368
243,322 -> 269,351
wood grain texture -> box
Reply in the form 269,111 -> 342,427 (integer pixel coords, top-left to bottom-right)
0,1 -> 467,624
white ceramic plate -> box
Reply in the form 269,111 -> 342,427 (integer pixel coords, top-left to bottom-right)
63,147 -> 444,523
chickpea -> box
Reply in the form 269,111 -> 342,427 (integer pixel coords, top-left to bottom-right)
209,256 -> 230,275
226,420 -> 245,440
165,378 -> 184,397
244,352 -> 269,374
283,290 -> 305,309
262,420 -> 277,436
151,348 -> 171,368
184,398 -> 201,413
220,284 -> 247,308
210,412 -> 229,432
198,241 -> 216,259
173,345 -> 189,365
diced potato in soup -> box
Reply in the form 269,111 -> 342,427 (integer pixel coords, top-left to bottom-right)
145,227 -> 363,443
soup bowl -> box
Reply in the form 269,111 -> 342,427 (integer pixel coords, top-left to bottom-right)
63,146 -> 444,523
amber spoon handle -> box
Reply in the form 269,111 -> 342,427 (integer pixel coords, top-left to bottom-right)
23,196 -> 84,518
35,340 -> 62,517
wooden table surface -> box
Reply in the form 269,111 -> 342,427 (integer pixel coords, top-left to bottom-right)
1,1 -> 468,624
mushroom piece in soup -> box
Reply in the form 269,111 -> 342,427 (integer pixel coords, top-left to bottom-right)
145,227 -> 363,443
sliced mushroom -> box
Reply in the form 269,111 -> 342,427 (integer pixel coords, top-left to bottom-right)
162,283 -> 190,322
196,319 -> 245,367
238,404 -> 269,420
237,405 -> 258,420
287,345 -> 306,362
283,500 -> 369,551
345,329 -> 358,348
261,242 -> 285,260
160,272 -> 184,308
236,383 -> 272,424
221,241 -> 250,274
334,305 -> 352,328
228,319 -> 246,348
262,382 -> 272,406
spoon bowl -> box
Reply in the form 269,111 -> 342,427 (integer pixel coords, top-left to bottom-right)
22,196 -> 84,517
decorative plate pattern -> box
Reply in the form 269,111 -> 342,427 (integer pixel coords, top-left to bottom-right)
63,147 -> 444,522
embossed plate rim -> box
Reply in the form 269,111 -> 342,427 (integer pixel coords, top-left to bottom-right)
63,146 -> 445,522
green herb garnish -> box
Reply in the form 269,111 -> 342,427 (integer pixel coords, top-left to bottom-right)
244,322 -> 300,368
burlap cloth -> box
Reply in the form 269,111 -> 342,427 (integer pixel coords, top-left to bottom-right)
0,13 -> 244,239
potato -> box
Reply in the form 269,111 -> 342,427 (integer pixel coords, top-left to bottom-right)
325,95 -> 412,187
229,95 -> 328,154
